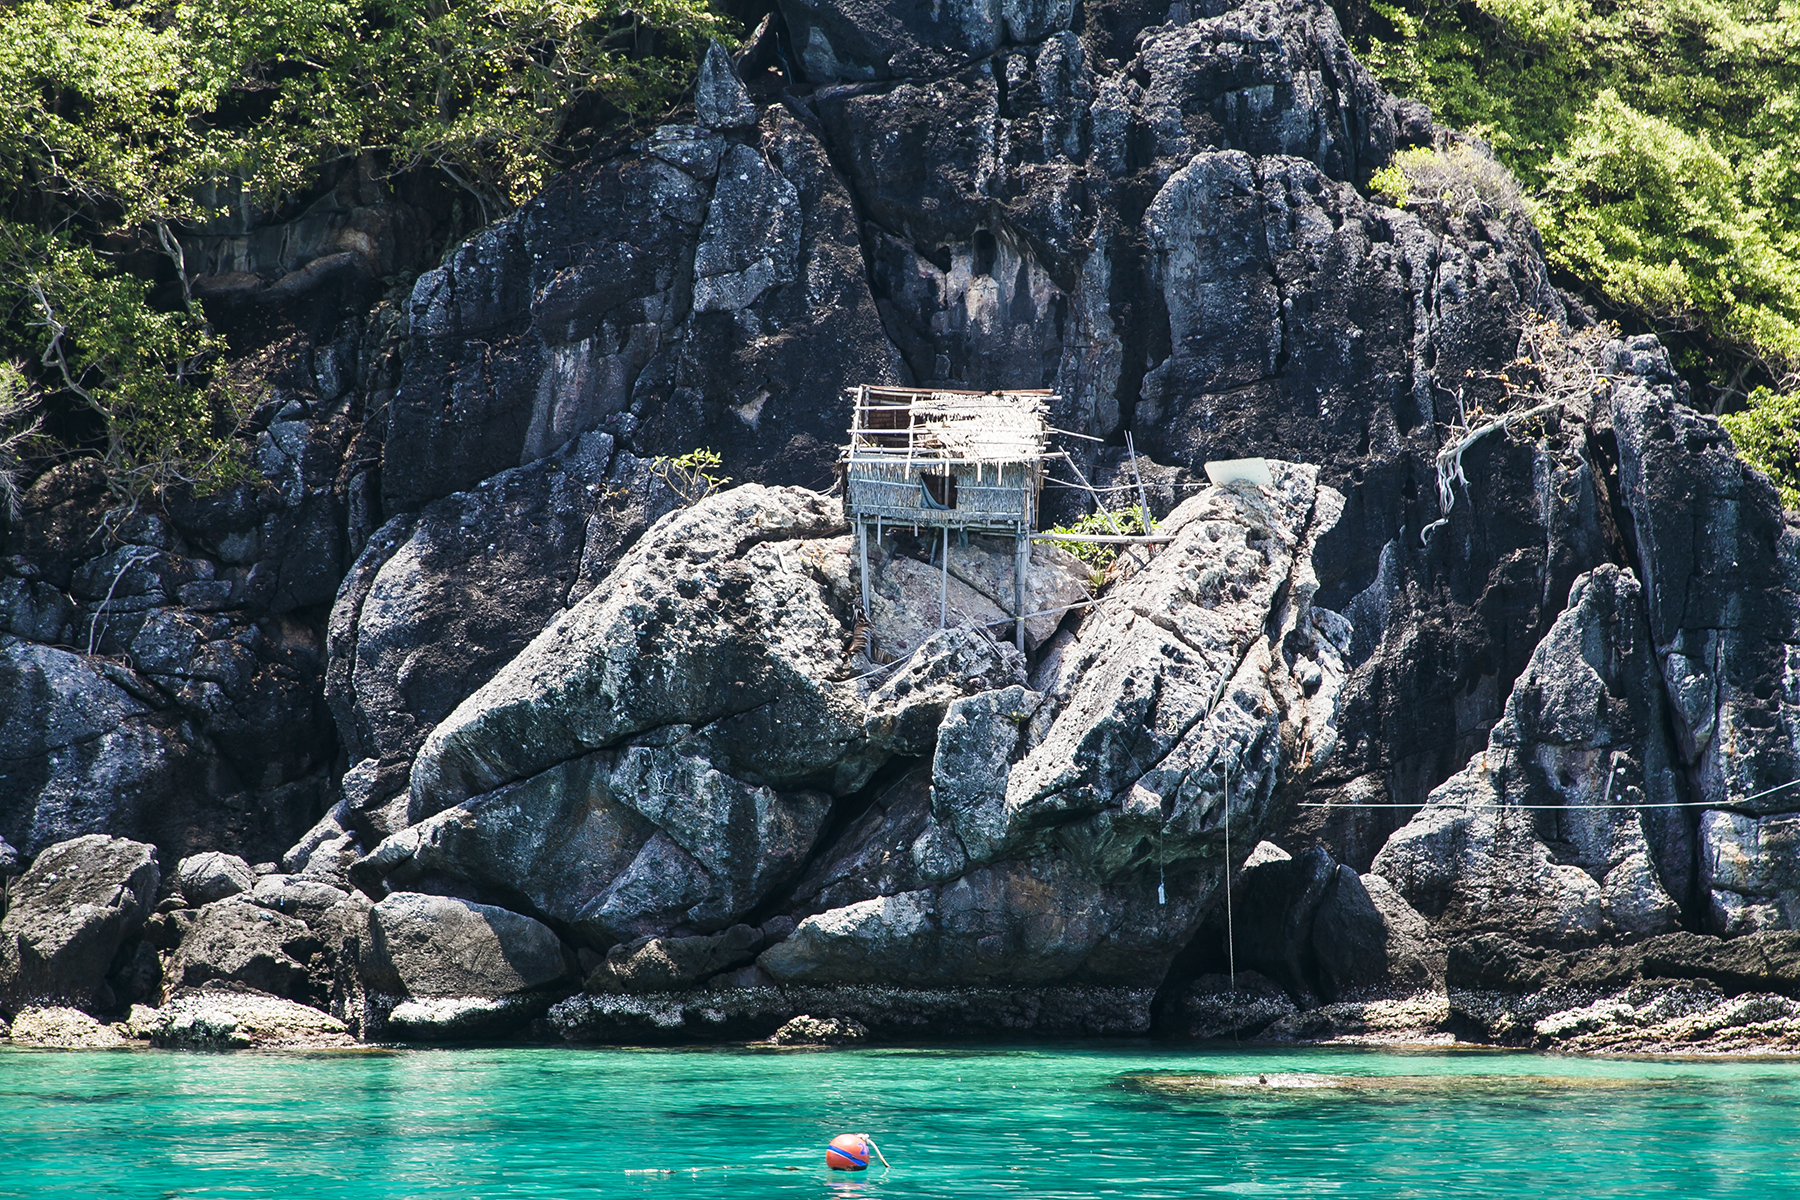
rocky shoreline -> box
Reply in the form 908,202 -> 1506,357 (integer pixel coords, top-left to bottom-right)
3,0 -> 1798,1060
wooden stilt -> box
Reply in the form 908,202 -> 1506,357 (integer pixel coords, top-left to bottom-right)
857,519 -> 872,623
1013,532 -> 1029,651
939,526 -> 949,628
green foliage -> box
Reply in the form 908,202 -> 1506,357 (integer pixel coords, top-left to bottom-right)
0,0 -> 728,499
3,225 -> 250,496
1358,0 -> 1800,391
651,447 -> 730,503
0,362 -> 43,519
1721,387 -> 1800,510
1044,505 -> 1151,578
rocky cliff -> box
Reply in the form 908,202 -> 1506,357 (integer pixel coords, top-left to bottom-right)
1,0 -> 1797,1051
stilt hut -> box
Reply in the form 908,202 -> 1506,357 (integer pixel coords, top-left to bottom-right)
842,385 -> 1053,650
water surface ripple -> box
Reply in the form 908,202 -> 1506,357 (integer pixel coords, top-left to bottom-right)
3,1043 -> 1797,1198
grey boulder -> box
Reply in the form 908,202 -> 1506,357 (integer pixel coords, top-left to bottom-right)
178,851 -> 256,906
585,925 -> 763,993
249,874 -> 351,925
364,732 -> 832,947
363,892 -> 569,999
407,485 -> 872,815
0,835 -> 159,1014
163,899 -> 318,1000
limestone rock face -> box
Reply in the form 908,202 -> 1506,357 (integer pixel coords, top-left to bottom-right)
4,0 -> 1794,1045
1132,0 -> 1397,183
1372,565 -> 1687,946
0,641 -> 237,858
363,892 -> 570,999
3,434 -> 345,869
355,464 -> 1343,1006
1005,465 -> 1346,876
0,835 -> 159,1014
758,464 -> 1349,988
383,103 -> 898,512
776,0 -> 1071,82
1609,342 -> 1800,934
325,432 -> 679,833
407,485 -> 869,814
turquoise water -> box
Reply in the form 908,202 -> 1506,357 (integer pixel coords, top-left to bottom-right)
4,1042 -> 1800,1198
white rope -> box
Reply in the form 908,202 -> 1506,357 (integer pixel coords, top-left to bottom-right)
1297,787 -> 1800,810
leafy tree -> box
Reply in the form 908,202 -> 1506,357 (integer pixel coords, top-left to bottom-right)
1721,387 -> 1800,510
0,0 -> 728,500
1357,0 -> 1800,400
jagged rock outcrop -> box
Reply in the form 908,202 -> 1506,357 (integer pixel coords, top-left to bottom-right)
382,59 -> 899,511
757,462 -> 1348,990
1608,343 -> 1800,934
2,427 -> 345,868
0,835 -> 159,1015
1371,565 -> 1688,945
349,461 -> 1344,1027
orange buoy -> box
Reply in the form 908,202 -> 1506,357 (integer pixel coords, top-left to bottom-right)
826,1133 -> 871,1171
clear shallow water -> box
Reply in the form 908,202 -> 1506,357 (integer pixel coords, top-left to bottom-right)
4,1042 -> 1800,1199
